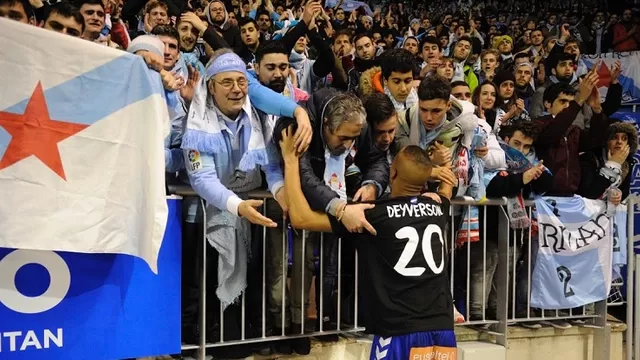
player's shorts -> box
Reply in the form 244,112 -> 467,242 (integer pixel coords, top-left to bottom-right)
369,330 -> 457,360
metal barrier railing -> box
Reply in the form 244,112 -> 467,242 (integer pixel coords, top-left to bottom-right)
168,184 -> 633,360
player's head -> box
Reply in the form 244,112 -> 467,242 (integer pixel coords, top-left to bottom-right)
390,146 -> 435,196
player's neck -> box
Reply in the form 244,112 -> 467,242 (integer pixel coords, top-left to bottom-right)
390,183 -> 422,198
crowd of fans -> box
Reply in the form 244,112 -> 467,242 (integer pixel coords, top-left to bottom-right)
2,0 -> 639,358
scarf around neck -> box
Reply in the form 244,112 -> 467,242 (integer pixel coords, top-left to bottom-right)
180,74 -> 268,172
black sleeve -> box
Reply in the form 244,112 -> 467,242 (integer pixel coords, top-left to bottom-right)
121,0 -> 146,21
309,30 -> 335,79
327,213 -> 348,237
529,170 -> 553,195
486,172 -> 526,198
281,20 -> 309,54
602,82 -> 623,117
578,153 -> 614,199
33,2 -> 49,22
201,26 -> 230,50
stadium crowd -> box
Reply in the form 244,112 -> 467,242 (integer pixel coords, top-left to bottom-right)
1,0 -> 639,358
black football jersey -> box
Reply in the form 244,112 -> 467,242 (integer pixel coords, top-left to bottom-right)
329,195 -> 453,337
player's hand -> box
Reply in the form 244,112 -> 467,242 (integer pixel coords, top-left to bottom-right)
609,188 -> 622,206
420,192 -> 442,203
474,145 -> 488,159
429,142 -> 452,166
293,107 -> 313,154
609,144 -> 630,165
522,160 -> 545,185
274,188 -> 288,219
341,204 -> 377,235
238,200 -> 277,227
353,184 -> 377,202
279,126 -> 300,161
430,166 -> 457,186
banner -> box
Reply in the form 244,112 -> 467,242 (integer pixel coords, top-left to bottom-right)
0,19 -> 169,272
324,0 -> 373,15
0,197 -> 182,360
583,52 -> 640,105
532,196 -> 613,309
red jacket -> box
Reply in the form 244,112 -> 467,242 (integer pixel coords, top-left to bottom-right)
534,102 -> 609,196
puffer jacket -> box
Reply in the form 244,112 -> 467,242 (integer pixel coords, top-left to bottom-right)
534,101 -> 610,196
298,88 -> 389,212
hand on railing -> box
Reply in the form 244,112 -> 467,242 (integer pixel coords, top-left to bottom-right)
239,200 -> 277,227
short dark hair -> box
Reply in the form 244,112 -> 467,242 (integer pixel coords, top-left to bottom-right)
456,35 -> 473,47
380,48 -> 415,79
399,145 -> 432,168
450,80 -> 470,89
499,120 -> 539,141
549,52 -> 575,69
272,117 -> 298,156
420,36 -> 441,52
45,2 -> 84,31
333,28 -> 353,43
74,0 -> 104,11
0,0 -> 34,19
514,52 -> 530,62
417,75 -> 452,101
353,33 -> 372,45
255,40 -> 288,63
363,93 -> 396,127
543,82 -> 576,104
238,16 -> 257,29
256,9 -> 270,20
151,24 -> 179,42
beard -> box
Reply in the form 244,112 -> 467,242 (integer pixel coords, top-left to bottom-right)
267,79 -> 286,94
181,40 -> 196,53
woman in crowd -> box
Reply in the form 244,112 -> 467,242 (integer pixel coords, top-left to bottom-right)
472,81 -> 501,129
492,70 -> 531,133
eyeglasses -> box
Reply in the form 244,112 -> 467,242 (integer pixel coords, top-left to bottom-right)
214,78 -> 248,89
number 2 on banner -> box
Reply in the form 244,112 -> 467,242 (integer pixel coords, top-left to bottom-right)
556,266 -> 575,298
394,225 -> 444,277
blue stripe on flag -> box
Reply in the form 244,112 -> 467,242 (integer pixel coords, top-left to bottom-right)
0,54 -> 163,160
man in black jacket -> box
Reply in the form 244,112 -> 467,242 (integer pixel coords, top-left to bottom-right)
298,88 -> 389,335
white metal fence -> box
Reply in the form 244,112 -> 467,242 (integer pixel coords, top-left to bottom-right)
169,185 -> 635,360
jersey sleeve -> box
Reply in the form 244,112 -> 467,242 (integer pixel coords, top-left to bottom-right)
328,214 -> 348,237
438,196 -> 451,218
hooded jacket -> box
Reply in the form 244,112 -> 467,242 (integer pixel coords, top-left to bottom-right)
578,122 -> 638,200
203,2 -> 243,53
533,101 -> 610,196
298,88 -> 389,214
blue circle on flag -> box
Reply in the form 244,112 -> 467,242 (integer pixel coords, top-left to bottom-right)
15,263 -> 51,297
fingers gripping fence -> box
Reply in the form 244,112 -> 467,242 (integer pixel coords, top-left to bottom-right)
168,185 -> 632,360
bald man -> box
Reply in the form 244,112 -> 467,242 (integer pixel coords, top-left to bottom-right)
277,124 -> 458,360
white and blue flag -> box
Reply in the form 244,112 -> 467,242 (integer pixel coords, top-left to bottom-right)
0,19 -> 169,272
532,196 -> 613,309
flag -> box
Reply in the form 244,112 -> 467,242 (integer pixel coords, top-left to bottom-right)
324,0 -> 373,15
0,19 -> 169,272
613,204 -> 628,279
583,52 -> 640,105
531,196 -> 613,309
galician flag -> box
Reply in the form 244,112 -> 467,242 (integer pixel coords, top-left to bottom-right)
0,19 -> 169,272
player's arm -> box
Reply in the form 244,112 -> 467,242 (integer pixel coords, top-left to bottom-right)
284,150 -> 334,233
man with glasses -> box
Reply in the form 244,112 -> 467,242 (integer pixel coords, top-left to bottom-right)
180,49 -> 290,358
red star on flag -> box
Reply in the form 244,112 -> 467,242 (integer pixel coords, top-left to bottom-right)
0,82 -> 88,180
